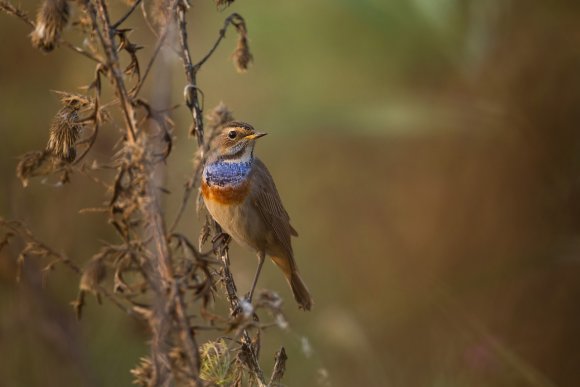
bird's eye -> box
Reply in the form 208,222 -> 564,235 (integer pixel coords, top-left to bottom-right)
227,130 -> 237,139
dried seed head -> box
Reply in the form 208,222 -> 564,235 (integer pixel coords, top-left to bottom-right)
200,339 -> 234,385
16,150 -> 60,187
30,0 -> 70,52
232,35 -> 252,73
46,105 -> 82,162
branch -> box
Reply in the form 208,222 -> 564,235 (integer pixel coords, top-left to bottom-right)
112,0 -> 142,28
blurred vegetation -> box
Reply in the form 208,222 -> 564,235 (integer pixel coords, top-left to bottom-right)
2,0 -> 580,386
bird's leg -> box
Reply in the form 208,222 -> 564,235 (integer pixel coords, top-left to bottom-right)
247,250 -> 266,303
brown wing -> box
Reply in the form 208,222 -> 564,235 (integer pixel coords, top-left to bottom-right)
251,158 -> 298,259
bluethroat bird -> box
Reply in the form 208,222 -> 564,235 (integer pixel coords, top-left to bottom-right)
202,122 -> 312,311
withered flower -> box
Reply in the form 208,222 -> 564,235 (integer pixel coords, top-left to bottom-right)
231,18 -> 252,73
30,0 -> 70,52
46,105 -> 82,162
232,35 -> 252,73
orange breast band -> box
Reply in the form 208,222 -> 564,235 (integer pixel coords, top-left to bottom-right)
202,180 -> 250,205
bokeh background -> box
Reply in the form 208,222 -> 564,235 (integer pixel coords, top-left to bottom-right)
2,0 -> 580,386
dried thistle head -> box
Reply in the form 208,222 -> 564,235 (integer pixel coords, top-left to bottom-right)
16,150 -> 60,187
46,106 -> 82,162
30,0 -> 70,52
46,92 -> 92,162
232,35 -> 252,73
200,339 -> 234,385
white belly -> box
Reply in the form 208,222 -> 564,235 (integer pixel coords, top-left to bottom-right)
204,196 -> 265,252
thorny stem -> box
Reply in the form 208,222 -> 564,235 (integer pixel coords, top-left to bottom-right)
89,0 -> 138,142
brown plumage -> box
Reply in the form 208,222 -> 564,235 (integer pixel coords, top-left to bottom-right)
202,122 -> 312,310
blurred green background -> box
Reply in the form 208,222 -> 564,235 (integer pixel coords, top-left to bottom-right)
2,0 -> 580,386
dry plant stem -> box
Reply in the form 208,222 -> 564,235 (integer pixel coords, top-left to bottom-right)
0,0 -> 32,24
220,247 -> 267,386
112,0 -> 142,28
194,12 -> 243,70
88,0 -> 138,142
88,0 -> 201,382
148,198 -> 202,385
176,0 -> 204,148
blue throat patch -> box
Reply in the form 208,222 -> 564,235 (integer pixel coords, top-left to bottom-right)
204,160 -> 253,187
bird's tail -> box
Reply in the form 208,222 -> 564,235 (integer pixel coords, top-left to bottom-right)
271,256 -> 313,311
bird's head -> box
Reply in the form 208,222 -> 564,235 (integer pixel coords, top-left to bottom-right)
208,121 -> 267,163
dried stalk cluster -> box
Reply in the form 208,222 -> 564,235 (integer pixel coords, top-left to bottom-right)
0,0 -> 291,385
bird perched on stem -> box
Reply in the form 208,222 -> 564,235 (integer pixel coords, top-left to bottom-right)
201,122 -> 312,310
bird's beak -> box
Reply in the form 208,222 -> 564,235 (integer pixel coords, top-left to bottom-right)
245,132 -> 268,140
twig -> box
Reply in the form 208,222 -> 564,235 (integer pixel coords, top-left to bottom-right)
192,13 -> 243,70
62,41 -> 103,64
132,21 -> 172,97
112,0 -> 142,28
0,0 -> 34,26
